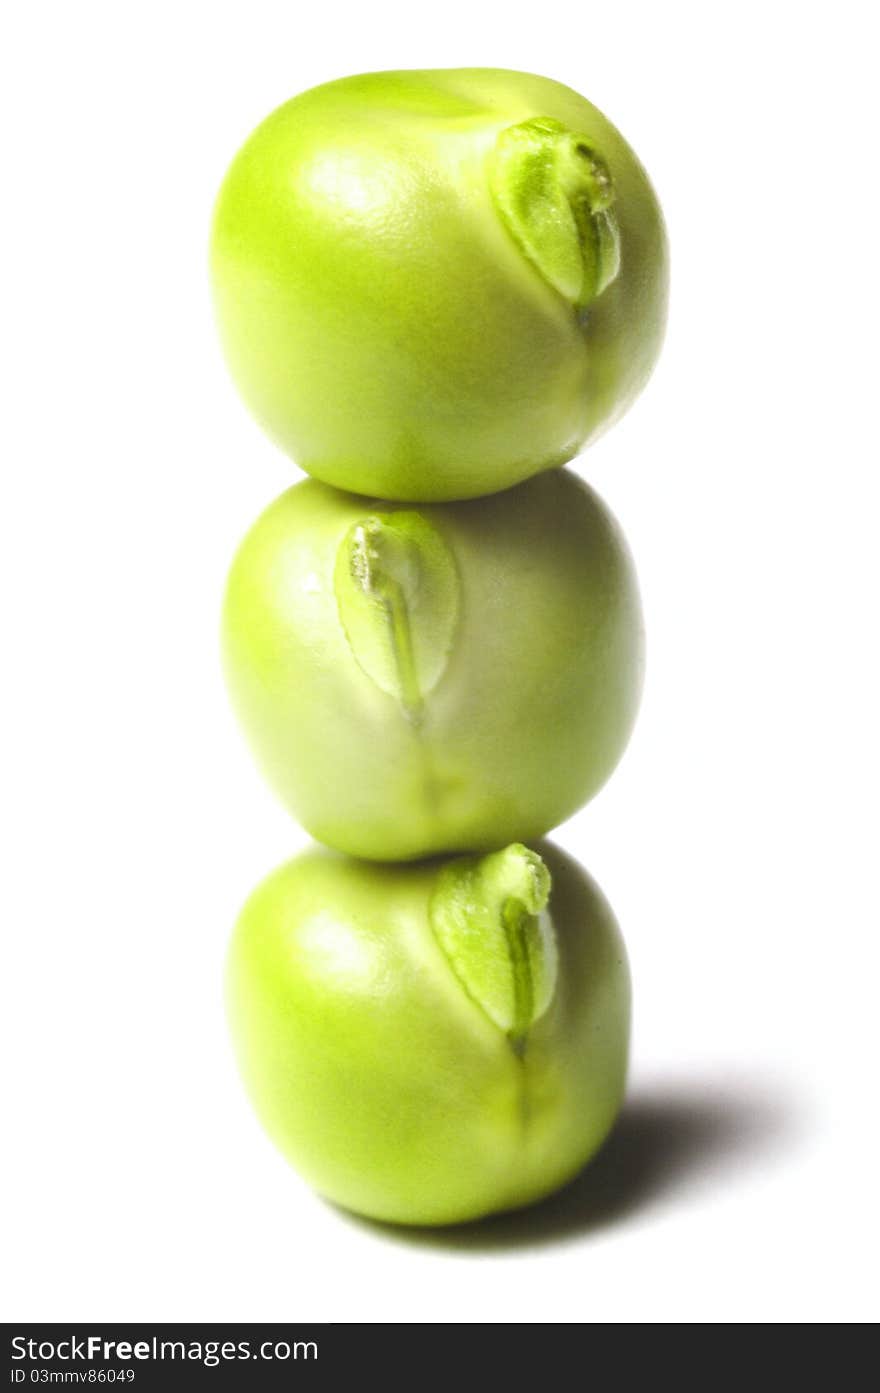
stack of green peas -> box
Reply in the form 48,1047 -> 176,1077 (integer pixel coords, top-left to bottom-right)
210,68 -> 668,1227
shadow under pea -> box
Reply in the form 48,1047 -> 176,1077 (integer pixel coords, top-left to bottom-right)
334,1074 -> 801,1252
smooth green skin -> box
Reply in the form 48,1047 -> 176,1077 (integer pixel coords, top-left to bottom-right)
226,842 -> 630,1226
210,68 -> 668,501
222,469 -> 643,862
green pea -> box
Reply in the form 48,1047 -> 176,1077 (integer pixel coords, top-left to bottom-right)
222,470 -> 643,861
227,842 -> 630,1226
210,67 -> 668,501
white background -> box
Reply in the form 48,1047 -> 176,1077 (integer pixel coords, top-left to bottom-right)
2,1 -> 878,1324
